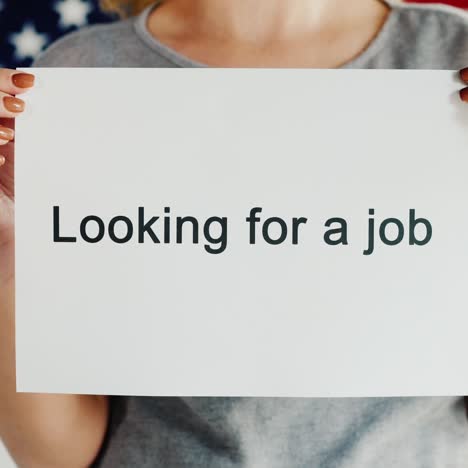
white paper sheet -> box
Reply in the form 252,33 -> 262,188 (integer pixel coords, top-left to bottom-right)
15,68 -> 468,397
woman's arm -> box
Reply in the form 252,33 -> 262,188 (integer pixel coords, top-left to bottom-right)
0,281 -> 109,467
0,68 -> 109,468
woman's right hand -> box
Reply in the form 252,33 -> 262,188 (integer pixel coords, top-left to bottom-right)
0,68 -> 35,285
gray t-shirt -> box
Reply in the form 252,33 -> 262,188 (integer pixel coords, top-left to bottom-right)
33,1 -> 468,467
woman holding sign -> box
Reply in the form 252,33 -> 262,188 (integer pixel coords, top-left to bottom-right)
2,0 -> 468,466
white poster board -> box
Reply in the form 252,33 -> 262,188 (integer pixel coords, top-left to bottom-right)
15,68 -> 468,397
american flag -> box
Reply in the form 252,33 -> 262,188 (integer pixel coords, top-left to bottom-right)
0,0 -> 112,68
0,0 -> 467,69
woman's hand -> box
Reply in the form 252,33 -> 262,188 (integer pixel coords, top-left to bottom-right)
0,68 -> 109,468
0,68 -> 34,285
459,68 -> 468,101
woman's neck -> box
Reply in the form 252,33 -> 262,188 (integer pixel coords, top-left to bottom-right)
147,0 -> 391,68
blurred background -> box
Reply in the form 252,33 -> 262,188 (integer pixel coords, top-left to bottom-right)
0,0 -> 113,68
0,0 -> 467,466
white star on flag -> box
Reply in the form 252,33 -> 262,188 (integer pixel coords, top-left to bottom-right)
9,23 -> 48,61
55,0 -> 92,29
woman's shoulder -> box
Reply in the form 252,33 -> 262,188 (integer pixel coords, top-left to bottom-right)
393,1 -> 468,32
385,1 -> 468,69
33,17 -> 148,67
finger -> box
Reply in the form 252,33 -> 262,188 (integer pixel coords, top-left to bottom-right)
0,91 -> 25,118
460,68 -> 468,83
460,87 -> 468,102
0,155 -> 5,167
0,69 -> 35,95
0,117 -> 14,128
0,126 -> 14,144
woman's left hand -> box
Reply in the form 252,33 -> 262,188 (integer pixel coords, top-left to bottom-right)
459,68 -> 468,101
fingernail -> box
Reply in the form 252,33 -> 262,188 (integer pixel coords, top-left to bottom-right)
460,87 -> 468,102
4,96 -> 25,113
0,127 -> 14,141
461,68 -> 468,82
12,72 -> 35,88
0,156 -> 5,167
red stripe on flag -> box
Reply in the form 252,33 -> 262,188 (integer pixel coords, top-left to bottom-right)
407,0 -> 468,7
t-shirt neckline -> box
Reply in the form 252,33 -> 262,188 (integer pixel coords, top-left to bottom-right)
133,0 -> 399,69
